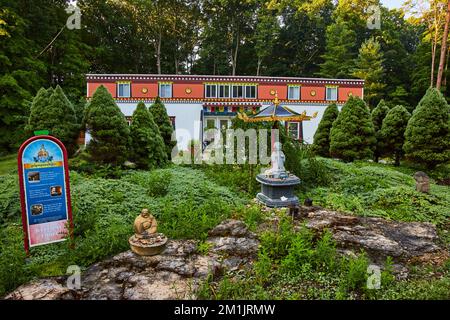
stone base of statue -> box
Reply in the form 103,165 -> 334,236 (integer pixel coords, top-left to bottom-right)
256,174 -> 300,208
129,233 -> 168,256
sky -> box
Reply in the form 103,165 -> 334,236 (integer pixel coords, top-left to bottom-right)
381,0 -> 405,10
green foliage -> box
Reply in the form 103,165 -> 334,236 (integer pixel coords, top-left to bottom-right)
330,96 -> 376,162
379,105 -> 411,166
312,103 -> 339,157
352,37 -> 386,108
319,18 -> 356,78
371,99 -> 390,162
26,85 -> 79,155
404,88 -> 450,169
0,174 -> 20,225
149,97 -> 176,159
130,102 -> 167,169
84,85 -> 130,165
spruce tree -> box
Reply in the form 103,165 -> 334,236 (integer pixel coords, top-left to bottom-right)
312,103 -> 339,157
404,88 -> 450,169
371,99 -> 390,162
330,96 -> 376,162
149,96 -> 176,159
84,85 -> 130,165
353,38 -> 386,108
318,18 -> 356,79
26,85 -> 79,155
379,105 -> 411,166
130,102 -> 167,169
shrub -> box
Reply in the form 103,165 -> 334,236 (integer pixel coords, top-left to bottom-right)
84,85 -> 130,165
130,102 -> 167,169
330,96 -> 376,162
379,105 -> 411,166
149,97 -> 176,159
25,86 -> 79,155
404,88 -> 450,169
312,103 -> 339,157
371,99 -> 390,162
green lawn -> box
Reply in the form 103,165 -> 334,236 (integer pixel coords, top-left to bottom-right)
0,154 -> 17,175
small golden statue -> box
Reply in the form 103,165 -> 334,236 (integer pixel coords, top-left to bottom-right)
129,208 -> 168,256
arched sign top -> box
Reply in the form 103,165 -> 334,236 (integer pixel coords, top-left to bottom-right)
17,135 -> 73,253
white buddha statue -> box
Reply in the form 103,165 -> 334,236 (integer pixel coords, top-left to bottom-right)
265,142 -> 287,178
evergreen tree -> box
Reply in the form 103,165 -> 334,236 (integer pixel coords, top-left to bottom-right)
312,103 -> 339,157
379,105 -> 411,166
353,38 -> 386,108
149,96 -> 176,159
318,18 -> 356,78
84,85 -> 130,165
130,102 -> 167,169
26,86 -> 79,155
371,99 -> 390,162
404,88 -> 450,169
330,96 -> 376,162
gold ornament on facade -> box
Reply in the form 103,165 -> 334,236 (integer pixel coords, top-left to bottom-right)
141,87 -> 148,94
185,88 -> 192,94
310,90 -> 316,97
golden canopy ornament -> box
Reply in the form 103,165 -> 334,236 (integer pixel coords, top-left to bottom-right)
237,92 -> 318,123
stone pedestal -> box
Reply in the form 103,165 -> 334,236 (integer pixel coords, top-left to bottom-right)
256,174 -> 300,208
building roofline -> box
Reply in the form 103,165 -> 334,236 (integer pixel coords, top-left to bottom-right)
86,74 -> 364,84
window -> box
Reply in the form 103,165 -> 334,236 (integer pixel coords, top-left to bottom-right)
159,83 -> 172,98
218,84 -> 230,98
232,85 -> 244,98
288,86 -> 300,100
288,122 -> 301,140
245,85 -> 256,99
117,82 -> 131,97
326,87 -> 338,101
205,84 -> 217,98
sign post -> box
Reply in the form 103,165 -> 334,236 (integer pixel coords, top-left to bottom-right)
17,135 -> 73,254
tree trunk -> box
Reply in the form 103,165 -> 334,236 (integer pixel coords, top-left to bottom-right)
436,0 -> 450,90
232,31 -> 239,76
257,58 -> 262,76
395,153 -> 400,167
156,31 -> 162,74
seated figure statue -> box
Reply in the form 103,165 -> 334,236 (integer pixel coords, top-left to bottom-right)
134,208 -> 158,238
264,142 -> 288,179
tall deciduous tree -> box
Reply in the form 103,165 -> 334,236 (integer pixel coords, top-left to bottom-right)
312,103 -> 339,157
436,0 -> 450,89
84,86 -> 130,165
330,96 -> 376,162
379,105 -> 411,166
404,88 -> 450,169
130,102 -> 167,169
149,96 -> 176,159
353,38 -> 386,108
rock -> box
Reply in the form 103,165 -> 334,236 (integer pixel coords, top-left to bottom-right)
414,171 -> 430,193
302,207 -> 443,263
6,220 -> 259,300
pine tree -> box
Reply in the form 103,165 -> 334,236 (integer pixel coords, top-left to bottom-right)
149,96 -> 176,159
330,96 -> 376,162
26,85 -> 79,155
353,38 -> 386,108
318,18 -> 356,78
371,99 -> 390,162
130,102 -> 167,169
404,88 -> 450,169
312,103 -> 339,157
379,105 -> 411,166
84,85 -> 130,165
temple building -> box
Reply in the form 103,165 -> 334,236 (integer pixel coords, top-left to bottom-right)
85,74 -> 364,150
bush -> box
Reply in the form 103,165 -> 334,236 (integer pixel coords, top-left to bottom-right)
149,97 -> 176,159
130,102 -> 167,169
371,99 -> 390,162
25,86 -> 79,155
330,96 -> 376,162
84,85 -> 130,165
313,103 -> 339,157
404,88 -> 450,169
379,105 -> 411,166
